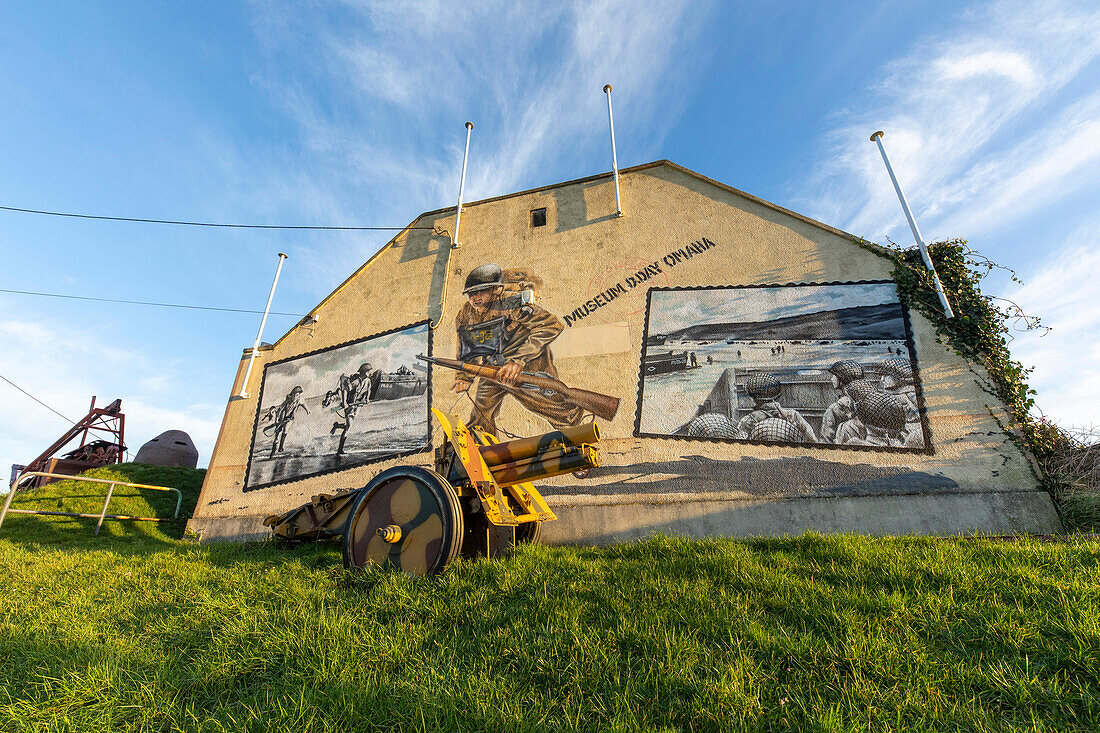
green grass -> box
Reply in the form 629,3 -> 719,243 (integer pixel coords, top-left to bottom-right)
1056,490 -> 1100,534
1,462 -> 205,547
1,472 -> 1099,731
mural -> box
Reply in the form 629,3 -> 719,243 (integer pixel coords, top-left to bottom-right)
635,282 -> 930,451
244,322 -> 431,491
427,263 -> 620,437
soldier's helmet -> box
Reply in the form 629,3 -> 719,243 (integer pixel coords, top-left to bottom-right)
685,413 -> 739,439
463,263 -> 504,294
357,362 -> 373,376
828,360 -> 864,386
290,385 -> 303,396
845,379 -> 878,402
878,357 -> 914,384
745,373 -> 782,401
855,392 -> 907,433
750,417 -> 804,443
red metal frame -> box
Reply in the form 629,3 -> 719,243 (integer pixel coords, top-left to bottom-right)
14,396 -> 126,488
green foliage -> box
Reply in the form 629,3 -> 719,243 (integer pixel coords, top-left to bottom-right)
888,239 -> 1049,449
1034,425 -> 1100,532
871,238 -> 1100,529
2,533 -> 1099,732
871,239 -> 1068,465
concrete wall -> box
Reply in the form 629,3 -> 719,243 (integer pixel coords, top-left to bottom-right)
188,161 -> 1060,542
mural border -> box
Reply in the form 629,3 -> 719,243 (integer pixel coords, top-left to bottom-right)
631,280 -> 934,455
242,319 -> 434,493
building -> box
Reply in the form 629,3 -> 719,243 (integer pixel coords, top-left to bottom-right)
188,160 -> 1061,543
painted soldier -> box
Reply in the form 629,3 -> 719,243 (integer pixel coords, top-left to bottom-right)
836,392 -> 909,447
734,373 -> 818,443
877,357 -> 924,447
820,360 -> 878,444
451,263 -> 583,435
265,385 -> 309,458
324,362 -> 381,455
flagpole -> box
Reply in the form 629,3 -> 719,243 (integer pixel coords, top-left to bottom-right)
870,130 -> 954,318
236,252 -> 288,398
604,84 -> 623,217
452,121 -> 474,248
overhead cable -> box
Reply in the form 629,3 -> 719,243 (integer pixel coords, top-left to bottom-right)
0,204 -> 434,231
0,372 -> 74,424
0,287 -> 306,317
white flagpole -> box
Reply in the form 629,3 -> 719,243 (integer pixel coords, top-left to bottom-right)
452,121 -> 474,248
236,252 -> 288,398
604,84 -> 623,217
870,130 -> 955,318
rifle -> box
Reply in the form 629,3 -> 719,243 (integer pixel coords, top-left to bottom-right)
417,354 -> 620,421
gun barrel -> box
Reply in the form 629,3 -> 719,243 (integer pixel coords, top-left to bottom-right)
479,423 -> 599,467
488,444 -> 600,486
559,386 -> 620,422
418,353 -> 619,421
417,354 -> 464,370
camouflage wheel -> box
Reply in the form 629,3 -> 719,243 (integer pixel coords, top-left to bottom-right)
343,466 -> 464,576
515,520 -> 543,544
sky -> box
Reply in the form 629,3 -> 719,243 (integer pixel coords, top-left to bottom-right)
648,283 -> 900,335
0,0 -> 1097,473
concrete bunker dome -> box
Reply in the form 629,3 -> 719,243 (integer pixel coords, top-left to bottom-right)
135,429 -> 199,469
188,160 -> 1061,544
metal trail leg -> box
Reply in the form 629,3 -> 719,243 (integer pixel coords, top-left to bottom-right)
486,524 -> 516,559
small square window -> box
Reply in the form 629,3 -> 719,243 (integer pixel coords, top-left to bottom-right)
531,208 -> 547,227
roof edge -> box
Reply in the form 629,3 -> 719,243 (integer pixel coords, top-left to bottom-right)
418,159 -> 878,252
653,161 -> 883,252
416,160 -> 664,218
271,159 -> 891,349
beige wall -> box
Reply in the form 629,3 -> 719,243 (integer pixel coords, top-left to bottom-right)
189,162 -> 1043,541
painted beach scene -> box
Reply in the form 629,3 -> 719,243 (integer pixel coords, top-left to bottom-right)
244,323 -> 430,490
637,283 -> 927,450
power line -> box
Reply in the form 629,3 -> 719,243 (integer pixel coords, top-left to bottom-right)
0,204 -> 435,231
0,371 -> 74,424
0,288 -> 306,317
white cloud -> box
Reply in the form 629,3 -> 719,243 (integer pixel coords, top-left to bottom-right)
1010,219 -> 1100,428
935,93 -> 1100,236
794,0 -> 1100,430
799,0 -> 1100,243
0,315 -> 223,478
932,50 -> 1038,89
246,0 -> 712,287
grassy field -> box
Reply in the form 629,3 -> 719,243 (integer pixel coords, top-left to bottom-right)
1,467 -> 1099,732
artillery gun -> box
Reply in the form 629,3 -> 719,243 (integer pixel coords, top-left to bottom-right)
264,409 -> 600,576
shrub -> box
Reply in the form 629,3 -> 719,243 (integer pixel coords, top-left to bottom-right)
872,237 -> 1095,529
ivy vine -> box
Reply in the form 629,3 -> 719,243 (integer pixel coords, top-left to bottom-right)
859,237 -> 1063,468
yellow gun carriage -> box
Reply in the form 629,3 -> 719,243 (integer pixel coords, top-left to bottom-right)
264,409 -> 600,576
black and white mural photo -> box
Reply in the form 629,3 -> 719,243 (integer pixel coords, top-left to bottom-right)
244,322 -> 431,491
635,282 -> 930,451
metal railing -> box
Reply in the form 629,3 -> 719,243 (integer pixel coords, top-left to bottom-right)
0,472 -> 183,536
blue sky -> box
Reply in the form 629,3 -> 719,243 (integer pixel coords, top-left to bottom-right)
1,0 -> 1097,471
